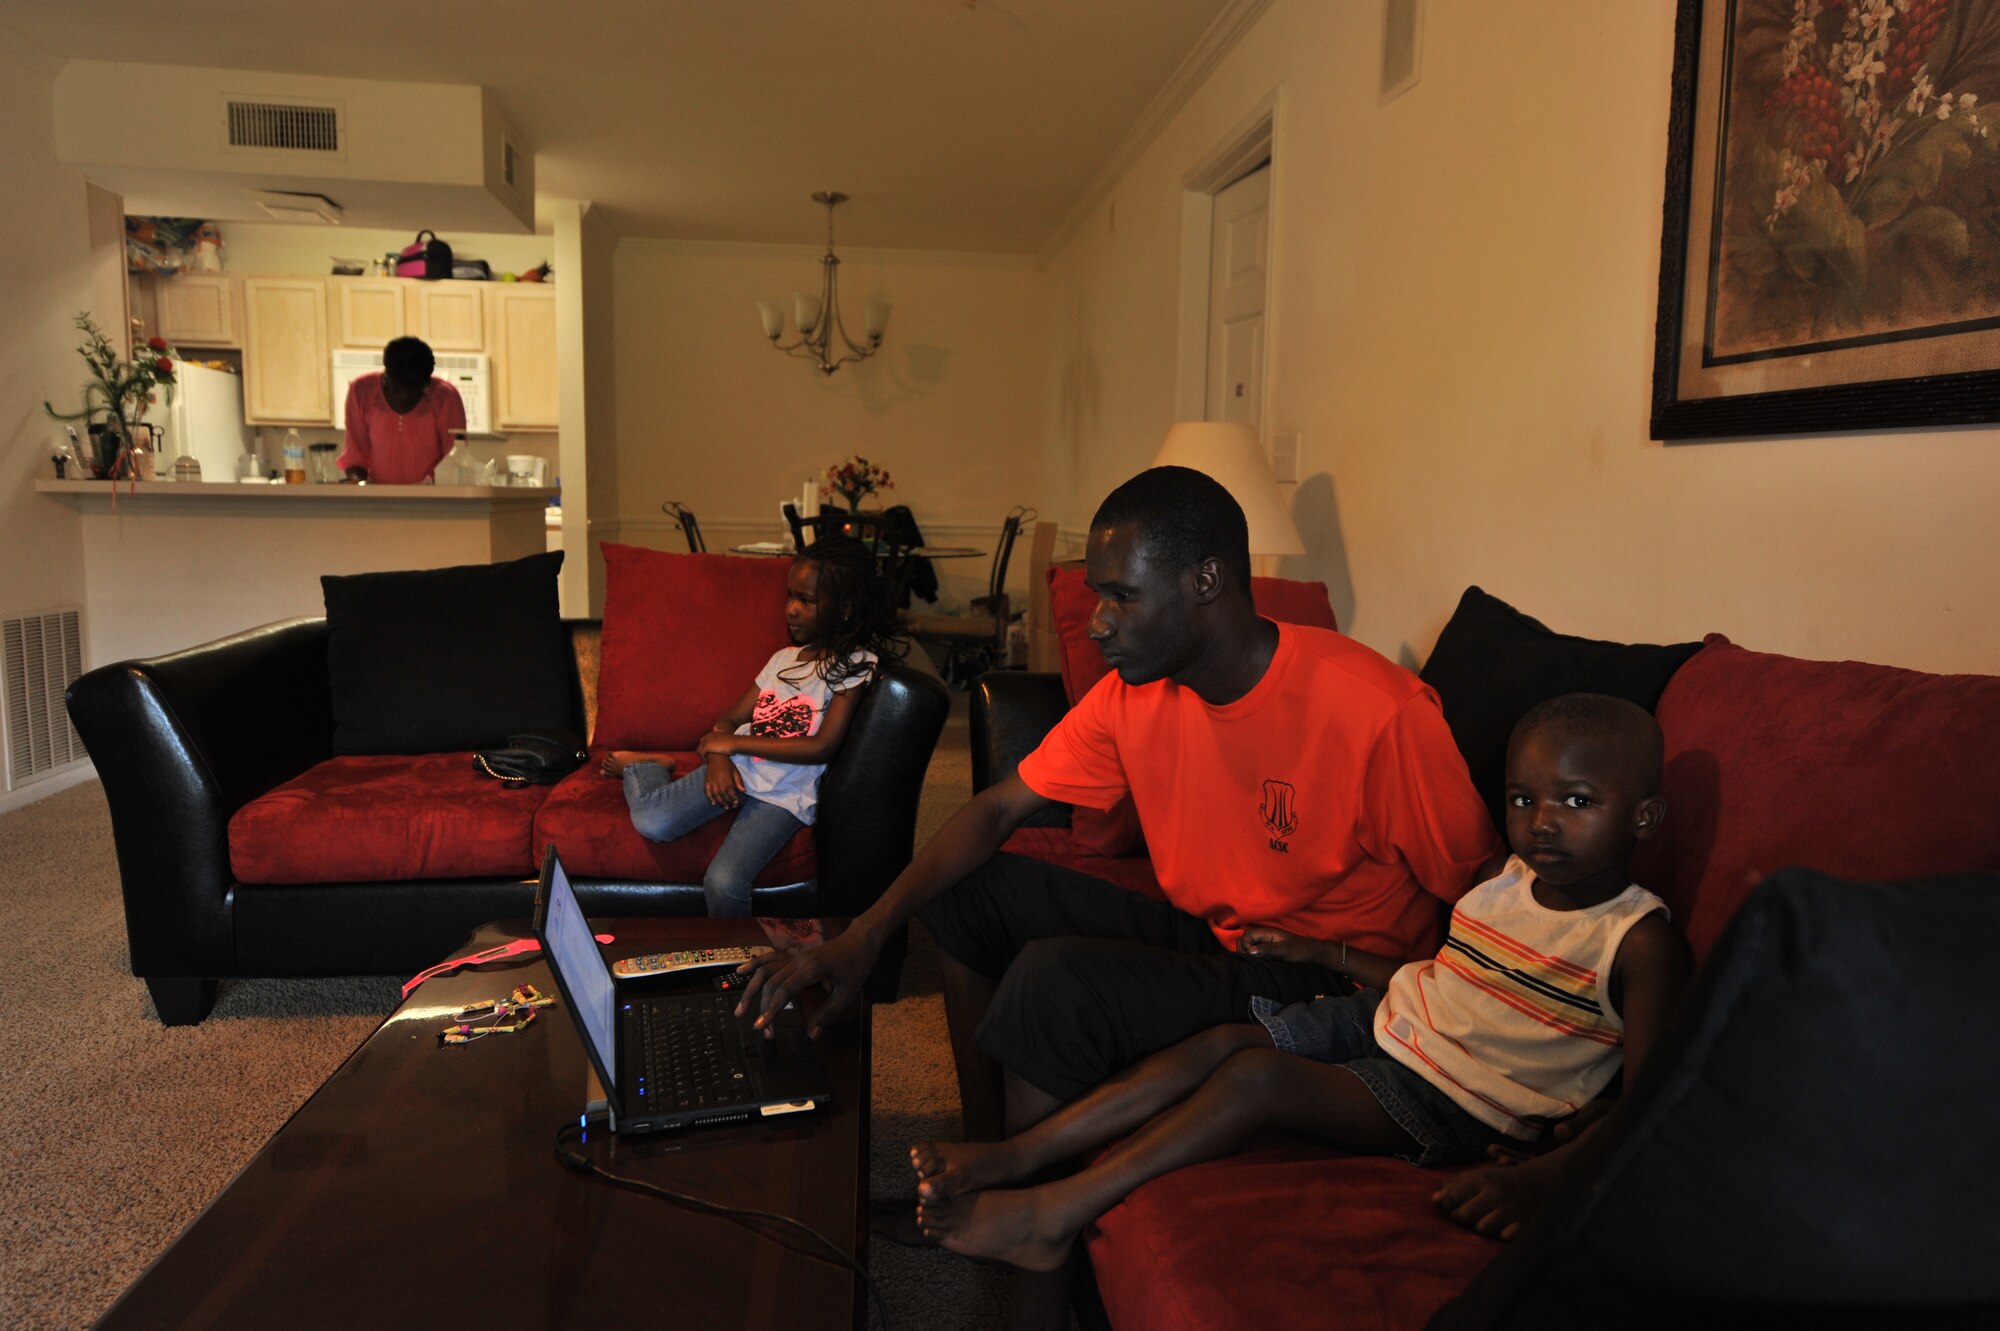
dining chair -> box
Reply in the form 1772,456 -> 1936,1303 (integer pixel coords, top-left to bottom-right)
905,507 -> 1032,686
784,504 -> 918,604
782,501 -> 834,551
845,511 -> 919,606
661,500 -> 705,553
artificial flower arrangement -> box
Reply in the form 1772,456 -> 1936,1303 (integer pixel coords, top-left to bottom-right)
822,454 -> 894,511
44,312 -> 177,478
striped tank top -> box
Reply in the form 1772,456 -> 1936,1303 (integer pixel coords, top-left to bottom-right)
1373,855 -> 1667,1139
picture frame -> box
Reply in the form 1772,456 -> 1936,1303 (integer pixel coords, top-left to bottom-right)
1651,0 -> 2000,441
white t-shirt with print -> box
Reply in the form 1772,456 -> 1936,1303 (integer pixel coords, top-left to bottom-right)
730,646 -> 876,824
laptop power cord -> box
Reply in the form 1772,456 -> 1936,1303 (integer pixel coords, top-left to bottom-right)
553,1120 -> 895,1331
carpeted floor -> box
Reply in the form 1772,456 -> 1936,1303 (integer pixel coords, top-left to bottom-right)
0,691 -> 1022,1330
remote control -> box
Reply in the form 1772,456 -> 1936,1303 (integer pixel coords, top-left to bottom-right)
610,945 -> 771,979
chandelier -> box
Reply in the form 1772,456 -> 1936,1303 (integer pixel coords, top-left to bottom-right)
757,191 -> 891,376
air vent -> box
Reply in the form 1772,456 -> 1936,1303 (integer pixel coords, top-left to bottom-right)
3,609 -> 86,789
252,189 -> 344,224
226,99 -> 342,152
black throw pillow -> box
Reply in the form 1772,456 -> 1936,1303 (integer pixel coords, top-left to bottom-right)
1431,868 -> 2000,1328
322,550 -> 573,755
1419,587 -> 1702,835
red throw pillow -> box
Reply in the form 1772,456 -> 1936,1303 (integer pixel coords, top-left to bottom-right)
593,545 -> 794,749
1044,566 -> 1338,856
1635,635 -> 2000,961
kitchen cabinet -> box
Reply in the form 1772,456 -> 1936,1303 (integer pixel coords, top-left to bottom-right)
242,277 -> 332,424
489,285 -> 557,431
148,274 -> 240,347
414,282 -> 484,351
333,278 -> 407,348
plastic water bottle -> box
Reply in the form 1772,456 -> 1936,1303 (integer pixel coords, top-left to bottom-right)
282,429 -> 306,484
443,432 -> 471,485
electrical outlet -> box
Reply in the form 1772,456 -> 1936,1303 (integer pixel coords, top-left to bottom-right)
1272,430 -> 1300,484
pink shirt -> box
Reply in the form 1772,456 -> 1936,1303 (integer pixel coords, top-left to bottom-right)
337,373 -> 466,484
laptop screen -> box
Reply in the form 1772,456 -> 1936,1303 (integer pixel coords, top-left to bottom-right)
539,850 -> 619,1093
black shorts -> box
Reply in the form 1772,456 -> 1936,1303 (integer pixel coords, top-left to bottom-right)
918,852 -> 1349,1102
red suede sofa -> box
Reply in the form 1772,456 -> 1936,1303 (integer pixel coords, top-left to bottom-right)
970,573 -> 2000,1329
68,546 -> 951,1025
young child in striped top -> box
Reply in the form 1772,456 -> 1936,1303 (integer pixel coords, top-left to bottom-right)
910,693 -> 1693,1267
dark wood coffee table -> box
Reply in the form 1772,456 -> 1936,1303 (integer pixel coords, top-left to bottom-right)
94,917 -> 870,1330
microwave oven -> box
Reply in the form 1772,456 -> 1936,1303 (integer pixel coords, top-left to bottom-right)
331,349 -> 493,436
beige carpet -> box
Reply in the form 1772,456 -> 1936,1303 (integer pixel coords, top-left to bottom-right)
0,691 -> 1020,1331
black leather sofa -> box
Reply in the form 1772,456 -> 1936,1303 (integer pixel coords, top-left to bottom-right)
67,617 -> 950,1024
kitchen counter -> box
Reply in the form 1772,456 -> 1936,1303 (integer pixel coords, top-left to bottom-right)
39,480 -> 564,669
36,479 -> 557,508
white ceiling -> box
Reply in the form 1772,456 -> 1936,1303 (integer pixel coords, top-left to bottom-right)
10,0 -> 1242,253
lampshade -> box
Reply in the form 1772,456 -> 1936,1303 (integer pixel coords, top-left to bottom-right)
793,293 -> 824,336
1152,421 -> 1305,556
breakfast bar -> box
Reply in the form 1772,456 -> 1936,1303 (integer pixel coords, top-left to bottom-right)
36,479 -> 558,668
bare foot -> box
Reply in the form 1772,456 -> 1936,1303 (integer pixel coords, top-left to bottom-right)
914,1190 -> 1077,1272
909,1138 -> 1029,1201
599,751 -> 675,778
1432,1154 -> 1561,1241
866,1197 -> 935,1248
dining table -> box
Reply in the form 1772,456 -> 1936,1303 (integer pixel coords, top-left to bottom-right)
727,542 -> 985,561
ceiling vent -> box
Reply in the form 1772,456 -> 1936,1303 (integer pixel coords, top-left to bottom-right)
226,98 -> 343,153
251,189 -> 344,224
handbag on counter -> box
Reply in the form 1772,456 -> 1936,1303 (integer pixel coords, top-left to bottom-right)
472,730 -> 587,787
397,229 -> 454,280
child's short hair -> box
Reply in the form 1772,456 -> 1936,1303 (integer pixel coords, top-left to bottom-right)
1510,693 -> 1665,794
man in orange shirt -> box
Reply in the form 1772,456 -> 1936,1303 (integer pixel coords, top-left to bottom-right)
744,466 -> 1497,1141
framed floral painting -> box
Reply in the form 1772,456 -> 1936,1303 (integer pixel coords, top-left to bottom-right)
1652,0 -> 2000,439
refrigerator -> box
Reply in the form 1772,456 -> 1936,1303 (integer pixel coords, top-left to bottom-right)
146,363 -> 257,481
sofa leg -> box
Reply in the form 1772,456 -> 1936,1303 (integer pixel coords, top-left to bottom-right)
146,976 -> 219,1026
864,923 -> 908,1005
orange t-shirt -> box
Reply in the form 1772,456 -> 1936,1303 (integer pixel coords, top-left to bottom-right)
1016,622 -> 1499,960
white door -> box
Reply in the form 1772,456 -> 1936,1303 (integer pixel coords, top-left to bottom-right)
1205,164 -> 1270,429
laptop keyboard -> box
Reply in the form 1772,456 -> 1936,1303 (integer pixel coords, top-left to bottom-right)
634,994 -> 754,1112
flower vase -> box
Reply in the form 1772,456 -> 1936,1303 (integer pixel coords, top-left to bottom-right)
85,423 -> 131,480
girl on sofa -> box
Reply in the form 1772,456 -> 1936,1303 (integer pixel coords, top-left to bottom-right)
908,693 -> 1693,1267
600,535 -> 903,915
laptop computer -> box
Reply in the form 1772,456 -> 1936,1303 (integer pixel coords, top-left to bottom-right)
532,845 -> 832,1134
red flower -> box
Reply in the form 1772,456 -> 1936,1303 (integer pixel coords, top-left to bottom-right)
147,336 -> 168,351
155,357 -> 173,374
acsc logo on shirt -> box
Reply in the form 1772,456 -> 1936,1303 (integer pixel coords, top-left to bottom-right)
1260,779 -> 1297,852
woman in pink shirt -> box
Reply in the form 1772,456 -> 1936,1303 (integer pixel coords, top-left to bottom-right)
338,336 -> 467,484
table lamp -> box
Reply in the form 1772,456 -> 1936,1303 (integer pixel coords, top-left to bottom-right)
1152,422 -> 1305,556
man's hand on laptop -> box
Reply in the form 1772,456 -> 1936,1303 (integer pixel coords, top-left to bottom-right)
737,929 -> 873,1039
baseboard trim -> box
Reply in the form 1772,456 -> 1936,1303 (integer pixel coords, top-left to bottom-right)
0,761 -> 98,815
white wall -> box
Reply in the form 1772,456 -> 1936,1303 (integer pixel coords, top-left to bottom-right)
612,240 -> 1048,609
1042,0 -> 2000,675
0,36 -> 101,800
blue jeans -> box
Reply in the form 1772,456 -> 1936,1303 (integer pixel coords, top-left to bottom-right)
1249,989 -> 1504,1167
620,760 -> 803,916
